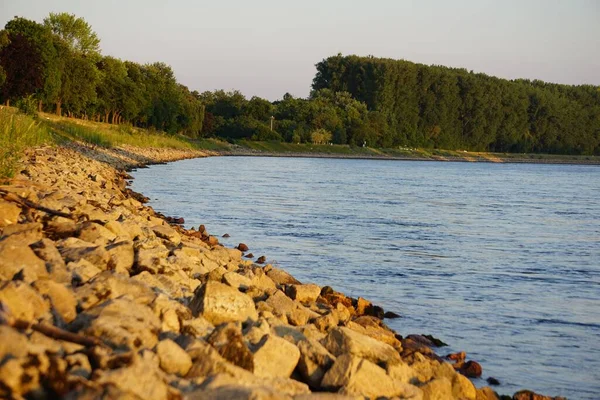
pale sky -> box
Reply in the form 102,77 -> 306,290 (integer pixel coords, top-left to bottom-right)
1,0 -> 598,100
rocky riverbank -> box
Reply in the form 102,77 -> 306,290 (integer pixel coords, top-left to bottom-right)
0,142 -> 565,399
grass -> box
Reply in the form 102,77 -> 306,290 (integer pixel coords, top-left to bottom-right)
0,108 -> 53,180
237,140 -> 383,156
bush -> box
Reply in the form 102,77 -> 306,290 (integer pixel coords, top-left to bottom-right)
15,95 -> 38,117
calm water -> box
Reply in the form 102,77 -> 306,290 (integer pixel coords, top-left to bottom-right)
132,157 -> 600,399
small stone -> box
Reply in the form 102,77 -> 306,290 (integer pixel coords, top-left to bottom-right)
244,253 -> 254,258
256,256 -> 266,264
222,233 -> 230,238
156,339 -> 193,376
151,224 -> 181,245
460,360 -> 483,378
487,377 -> 500,385
266,267 -> 301,286
236,243 -> 249,252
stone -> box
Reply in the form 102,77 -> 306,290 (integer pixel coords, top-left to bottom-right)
286,284 -> 321,303
105,240 -> 135,273
321,327 -> 401,367
236,243 -> 249,252
296,338 -> 336,389
187,385 -> 290,400
76,297 -> 161,350
476,387 -> 500,400
78,221 -> 117,243
68,259 -> 103,283
256,256 -> 266,264
222,271 -> 253,290
0,240 -> 48,282
387,361 -> 418,384
30,239 -> 70,283
45,217 -> 79,240
0,281 -> 49,322
266,267 -> 301,286
155,338 -> 192,376
207,322 -> 254,371
151,224 -> 181,245
77,271 -> 156,310
265,290 -> 317,326
512,390 -> 566,400
0,326 -> 31,360
135,247 -> 170,274
59,240 -> 111,269
321,354 -> 412,398
0,222 -> 43,245
181,317 -> 214,338
420,377 -> 454,400
453,372 -> 477,400
487,377 -> 500,386
33,280 -> 77,323
460,360 -> 483,378
347,318 -> 402,350
252,334 -> 300,378
95,356 -> 170,400
0,200 -> 21,227
189,281 -> 258,325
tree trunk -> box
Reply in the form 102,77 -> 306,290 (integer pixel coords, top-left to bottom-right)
6,99 -> 10,107
38,100 -> 43,113
105,112 -> 110,123
56,100 -> 62,116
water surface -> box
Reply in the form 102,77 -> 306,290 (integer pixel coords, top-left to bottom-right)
132,157 -> 600,399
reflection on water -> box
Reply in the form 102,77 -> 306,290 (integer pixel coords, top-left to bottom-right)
133,157 -> 600,399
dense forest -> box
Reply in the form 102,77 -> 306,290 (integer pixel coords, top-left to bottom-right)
1,14 -> 598,154
313,54 -> 600,155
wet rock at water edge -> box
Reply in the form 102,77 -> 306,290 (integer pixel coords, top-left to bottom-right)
460,360 -> 482,378
236,243 -> 249,252
423,334 -> 448,347
256,255 -> 266,264
222,233 -> 230,238
384,310 -> 401,319
244,253 -> 254,259
512,389 -> 567,400
487,376 -> 500,385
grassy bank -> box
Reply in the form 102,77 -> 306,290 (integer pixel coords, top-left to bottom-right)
0,109 -> 231,179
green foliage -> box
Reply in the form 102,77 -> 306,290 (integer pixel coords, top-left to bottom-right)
310,128 -> 332,144
313,54 -> 600,155
43,13 -> 101,61
0,108 -> 52,180
15,95 -> 38,116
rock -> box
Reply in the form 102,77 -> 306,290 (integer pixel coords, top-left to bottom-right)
189,281 -> 258,325
296,338 -> 336,389
207,322 -> 254,371
0,239 -> 48,282
251,334 -> 300,378
387,361 -> 418,384
266,267 -> 301,286
420,377 -> 454,400
222,233 -> 230,238
76,297 -> 161,350
0,199 -> 21,227
59,240 -> 111,270
0,326 -> 32,360
30,239 -> 70,283
476,387 -> 500,400
423,334 -> 448,347
348,317 -> 402,350
460,360 -> 483,378
321,354 -> 414,398
512,390 -> 566,400
68,259 -> 103,284
77,271 -> 156,310
245,253 -> 254,258
1,222 -> 43,245
321,326 -> 401,367
105,240 -> 134,273
222,271 -> 253,291
151,224 -> 181,245
487,377 -> 500,385
453,372 -> 477,400
45,217 -> 79,240
0,281 -> 49,322
181,316 -> 214,338
95,356 -> 170,400
186,385 -> 291,400
384,311 -> 401,319
286,284 -> 321,303
236,243 -> 249,252
155,338 -> 192,376
65,353 -> 92,378
256,256 -> 266,264
265,290 -> 317,326
33,280 -> 77,323
78,221 -> 117,244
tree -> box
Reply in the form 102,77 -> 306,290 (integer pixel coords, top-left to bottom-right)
43,13 -> 100,61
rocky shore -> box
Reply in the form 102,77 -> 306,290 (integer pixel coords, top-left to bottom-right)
0,142 -> 565,399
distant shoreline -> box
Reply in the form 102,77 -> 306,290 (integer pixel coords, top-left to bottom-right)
217,149 -> 600,166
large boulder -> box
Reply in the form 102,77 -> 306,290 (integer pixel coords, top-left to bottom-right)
0,199 -> 21,227
32,280 -> 77,323
286,284 -> 321,304
0,240 -> 48,282
266,267 -> 301,286
189,281 -> 258,325
0,281 -> 49,323
296,338 -> 336,389
321,327 -> 401,367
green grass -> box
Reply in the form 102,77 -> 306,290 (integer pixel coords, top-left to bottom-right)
0,108 -> 53,180
237,140 -> 383,155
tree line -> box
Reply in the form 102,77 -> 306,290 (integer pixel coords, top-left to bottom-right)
312,54 -> 600,155
2,14 -> 598,154
0,13 -> 203,136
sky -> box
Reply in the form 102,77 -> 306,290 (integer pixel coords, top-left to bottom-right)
1,0 -> 599,100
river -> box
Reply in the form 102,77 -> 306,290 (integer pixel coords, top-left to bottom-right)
132,156 -> 600,399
